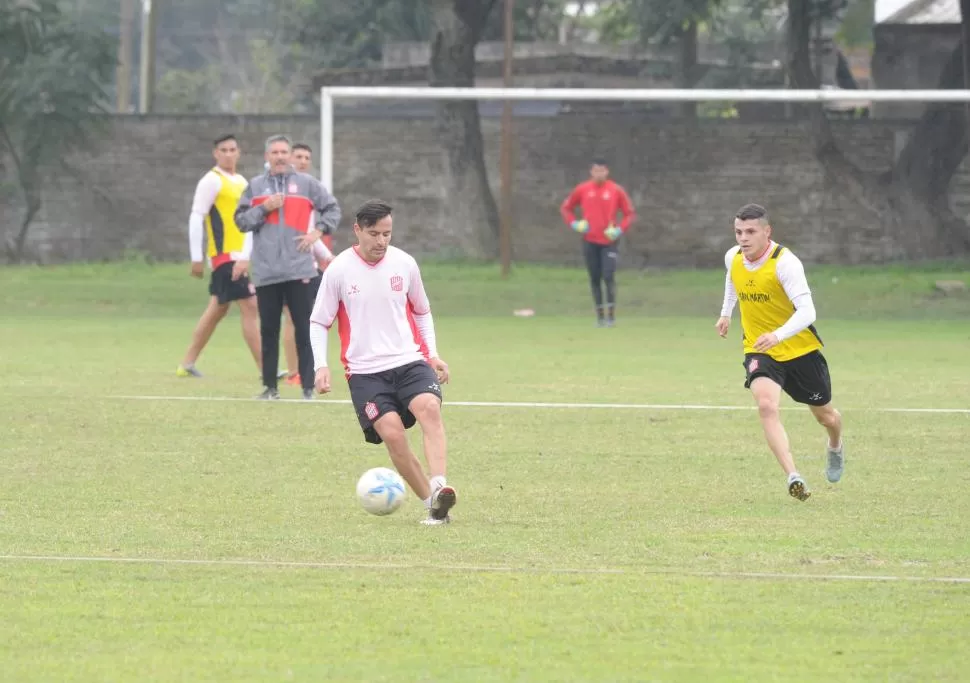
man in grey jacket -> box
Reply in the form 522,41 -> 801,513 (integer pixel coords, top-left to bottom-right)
235,134 -> 341,400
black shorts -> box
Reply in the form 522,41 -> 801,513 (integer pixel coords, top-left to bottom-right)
743,351 -> 832,406
208,262 -> 254,304
348,360 -> 443,445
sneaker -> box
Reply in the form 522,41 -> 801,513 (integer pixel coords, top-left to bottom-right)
420,517 -> 451,526
429,485 -> 457,521
788,474 -> 811,501
605,318 -> 615,328
596,318 -> 606,328
302,388 -> 314,401
285,374 -> 302,386
826,443 -> 845,483
256,387 -> 280,400
176,364 -> 203,378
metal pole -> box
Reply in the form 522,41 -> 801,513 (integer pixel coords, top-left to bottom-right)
961,0 -> 970,151
116,0 -> 134,113
137,0 -> 157,113
323,86 -> 970,103
499,0 -> 515,278
320,88 -> 334,191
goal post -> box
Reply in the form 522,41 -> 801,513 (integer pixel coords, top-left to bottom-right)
319,86 -> 970,192
319,86 -> 970,271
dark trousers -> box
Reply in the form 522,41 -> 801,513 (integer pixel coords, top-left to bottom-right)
582,241 -> 618,316
256,279 -> 313,390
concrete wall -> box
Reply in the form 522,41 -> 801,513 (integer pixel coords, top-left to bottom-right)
2,114 -> 968,267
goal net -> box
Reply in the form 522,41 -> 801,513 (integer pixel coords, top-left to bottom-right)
318,87 -> 970,270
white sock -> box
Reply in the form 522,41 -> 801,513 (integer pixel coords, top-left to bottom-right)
423,496 -> 432,509
829,440 -> 843,452
788,472 -> 801,483
430,475 -> 447,493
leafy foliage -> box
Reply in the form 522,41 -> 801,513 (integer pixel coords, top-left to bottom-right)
0,0 -> 114,261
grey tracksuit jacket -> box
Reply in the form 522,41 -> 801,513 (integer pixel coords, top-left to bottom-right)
234,169 -> 341,287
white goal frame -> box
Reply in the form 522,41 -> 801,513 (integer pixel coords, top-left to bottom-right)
318,86 -> 970,191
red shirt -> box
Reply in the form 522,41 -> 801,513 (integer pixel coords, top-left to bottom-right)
560,180 -> 636,245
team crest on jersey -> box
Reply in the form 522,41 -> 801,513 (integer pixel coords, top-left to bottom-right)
288,183 -> 298,193
364,402 -> 379,420
390,275 -> 403,292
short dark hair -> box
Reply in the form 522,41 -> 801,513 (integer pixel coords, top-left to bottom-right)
356,199 -> 393,228
293,143 -> 312,153
213,134 -> 236,147
591,157 -> 608,166
735,203 -> 768,223
264,134 -> 291,152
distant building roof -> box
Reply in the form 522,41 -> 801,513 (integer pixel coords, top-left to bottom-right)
879,0 -> 960,24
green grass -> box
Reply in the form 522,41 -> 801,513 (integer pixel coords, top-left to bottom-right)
1,262 -> 969,682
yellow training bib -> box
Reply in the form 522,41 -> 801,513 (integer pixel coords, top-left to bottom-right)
730,245 -> 822,362
205,169 -> 248,262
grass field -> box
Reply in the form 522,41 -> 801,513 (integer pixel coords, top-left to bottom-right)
1,260 -> 969,682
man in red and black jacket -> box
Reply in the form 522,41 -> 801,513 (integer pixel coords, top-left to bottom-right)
235,134 -> 341,400
560,158 -> 636,327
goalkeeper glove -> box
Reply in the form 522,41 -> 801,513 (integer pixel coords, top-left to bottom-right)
571,219 -> 589,234
604,225 -> 622,242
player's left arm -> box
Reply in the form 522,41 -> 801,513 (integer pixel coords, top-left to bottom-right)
755,252 -> 817,350
616,186 -> 636,232
307,179 -> 342,236
716,247 -> 738,338
407,261 -> 448,383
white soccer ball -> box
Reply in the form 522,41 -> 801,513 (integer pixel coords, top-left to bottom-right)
356,467 -> 407,516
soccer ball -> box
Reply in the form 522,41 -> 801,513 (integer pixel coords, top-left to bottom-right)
356,467 -> 407,516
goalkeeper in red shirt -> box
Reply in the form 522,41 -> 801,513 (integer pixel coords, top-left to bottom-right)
560,158 -> 636,327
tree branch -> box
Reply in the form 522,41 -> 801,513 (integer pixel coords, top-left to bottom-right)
891,40 -> 968,202
786,0 -> 875,208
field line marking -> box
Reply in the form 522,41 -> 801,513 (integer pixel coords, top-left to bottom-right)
1,554 -> 969,584
104,395 -> 970,414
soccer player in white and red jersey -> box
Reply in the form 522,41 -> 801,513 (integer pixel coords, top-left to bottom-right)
309,199 -> 456,525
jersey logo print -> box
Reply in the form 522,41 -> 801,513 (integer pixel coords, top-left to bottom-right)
364,402 -> 379,420
288,183 -> 298,193
390,275 -> 403,292
348,284 -> 360,296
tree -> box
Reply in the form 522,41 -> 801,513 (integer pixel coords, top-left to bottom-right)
480,0 -> 570,42
0,0 -> 114,262
598,0 -> 733,118
429,0 -> 501,258
787,0 -> 969,257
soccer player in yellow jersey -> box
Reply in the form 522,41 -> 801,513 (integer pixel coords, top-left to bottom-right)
715,204 -> 844,501
177,134 -> 261,377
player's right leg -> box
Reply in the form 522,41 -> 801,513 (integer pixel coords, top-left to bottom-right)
371,412 -> 433,502
178,295 -> 229,376
281,305 -> 300,385
582,241 -> 605,325
749,374 -> 810,501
